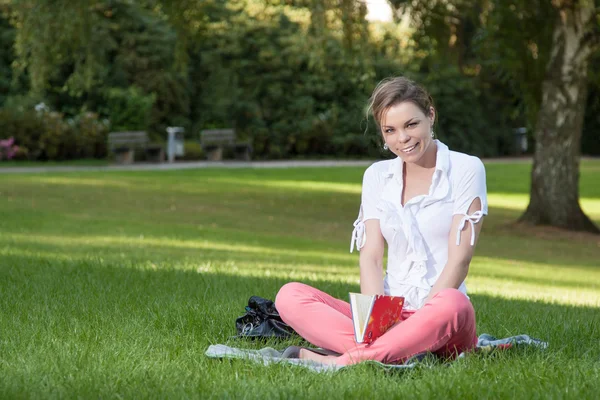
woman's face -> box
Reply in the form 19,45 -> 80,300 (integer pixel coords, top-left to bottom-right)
381,101 -> 435,165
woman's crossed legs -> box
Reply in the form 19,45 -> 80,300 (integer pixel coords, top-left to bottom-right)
275,282 -> 477,365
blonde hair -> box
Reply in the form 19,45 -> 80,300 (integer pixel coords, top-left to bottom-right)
367,77 -> 435,128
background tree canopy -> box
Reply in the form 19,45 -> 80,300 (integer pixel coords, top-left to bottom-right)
0,0 -> 598,161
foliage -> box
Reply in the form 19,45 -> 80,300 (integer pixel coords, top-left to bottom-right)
102,2 -> 190,135
189,2 -> 386,159
0,105 -> 109,161
0,137 -> 18,160
9,0 -> 188,136
471,0 -> 557,131
2,0 -> 599,161
68,112 -> 111,159
0,9 -> 15,106
99,87 -> 156,132
0,108 -> 46,160
419,67 -> 514,157
11,0 -> 115,96
180,140 -> 204,160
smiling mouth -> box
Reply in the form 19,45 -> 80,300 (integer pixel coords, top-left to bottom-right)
402,142 -> 420,153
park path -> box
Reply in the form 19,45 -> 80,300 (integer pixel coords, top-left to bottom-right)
0,157 -> 542,174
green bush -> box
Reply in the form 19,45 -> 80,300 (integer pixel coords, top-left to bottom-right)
68,112 -> 111,159
38,111 -> 70,160
180,141 -> 203,161
12,146 -> 29,160
0,108 -> 47,160
0,106 -> 110,161
100,87 -> 156,132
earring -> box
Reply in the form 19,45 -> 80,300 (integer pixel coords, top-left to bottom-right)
430,130 -> 435,138
383,143 -> 389,150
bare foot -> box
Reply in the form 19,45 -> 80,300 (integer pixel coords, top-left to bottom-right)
298,349 -> 339,365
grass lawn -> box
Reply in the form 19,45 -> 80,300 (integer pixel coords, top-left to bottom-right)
0,160 -> 599,398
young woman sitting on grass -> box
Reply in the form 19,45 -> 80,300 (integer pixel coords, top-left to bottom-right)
275,76 -> 487,366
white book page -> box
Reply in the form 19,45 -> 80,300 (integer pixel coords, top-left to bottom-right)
349,293 -> 374,342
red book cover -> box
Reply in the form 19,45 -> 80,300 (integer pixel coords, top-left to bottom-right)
362,295 -> 404,344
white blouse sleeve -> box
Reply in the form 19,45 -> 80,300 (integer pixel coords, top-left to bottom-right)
350,165 -> 382,253
453,157 -> 488,246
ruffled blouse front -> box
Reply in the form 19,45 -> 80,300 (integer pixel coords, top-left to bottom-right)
350,140 -> 487,310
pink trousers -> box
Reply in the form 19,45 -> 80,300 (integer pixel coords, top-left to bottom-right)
275,283 -> 477,365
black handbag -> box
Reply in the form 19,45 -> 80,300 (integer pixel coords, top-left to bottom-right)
235,296 -> 296,338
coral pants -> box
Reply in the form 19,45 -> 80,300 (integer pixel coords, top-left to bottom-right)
275,283 -> 477,365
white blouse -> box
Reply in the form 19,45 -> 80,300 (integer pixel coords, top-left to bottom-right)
350,140 -> 488,310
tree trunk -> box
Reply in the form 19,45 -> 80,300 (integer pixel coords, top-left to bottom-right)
520,0 -> 599,233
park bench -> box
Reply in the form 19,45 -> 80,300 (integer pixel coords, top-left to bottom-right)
107,131 -> 164,164
200,129 -> 252,161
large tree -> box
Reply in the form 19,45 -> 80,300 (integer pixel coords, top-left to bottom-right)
520,0 -> 599,232
389,0 -> 599,233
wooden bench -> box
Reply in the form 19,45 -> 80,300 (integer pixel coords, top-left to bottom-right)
200,129 -> 252,161
107,131 -> 164,164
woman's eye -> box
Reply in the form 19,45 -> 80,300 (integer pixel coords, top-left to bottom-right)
407,122 -> 419,128
384,128 -> 394,134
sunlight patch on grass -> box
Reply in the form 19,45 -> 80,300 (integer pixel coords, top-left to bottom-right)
3,233 -> 356,263
207,177 -> 362,194
199,259 -> 600,307
471,257 -> 600,289
487,193 -> 529,210
468,257 -> 600,307
200,260 -> 360,285
25,176 -> 131,189
5,232 -> 599,307
468,277 -> 600,307
196,255 -> 600,308
0,247 -> 77,262
0,245 -> 359,285
211,259 -> 600,307
202,258 -> 361,285
488,193 -> 600,218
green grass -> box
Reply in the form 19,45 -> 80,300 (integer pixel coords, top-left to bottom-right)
0,160 -> 599,398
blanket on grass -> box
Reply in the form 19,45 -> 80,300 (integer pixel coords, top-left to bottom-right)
205,334 -> 548,373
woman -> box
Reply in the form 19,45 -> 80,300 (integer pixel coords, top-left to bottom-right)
275,77 -> 487,366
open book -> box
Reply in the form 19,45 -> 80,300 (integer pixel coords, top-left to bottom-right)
349,293 -> 405,344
